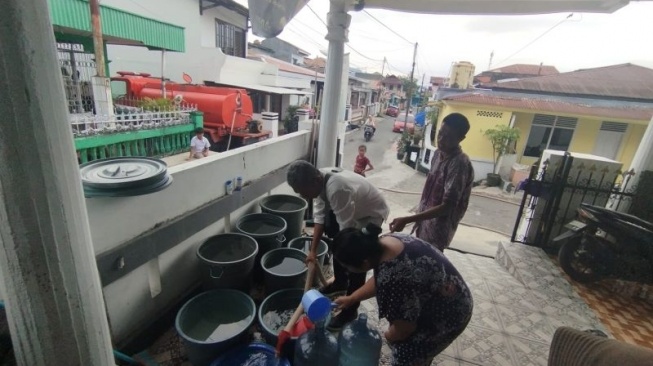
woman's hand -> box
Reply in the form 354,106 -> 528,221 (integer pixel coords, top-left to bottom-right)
333,295 -> 357,310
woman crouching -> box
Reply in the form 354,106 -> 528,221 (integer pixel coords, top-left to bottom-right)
333,223 -> 473,366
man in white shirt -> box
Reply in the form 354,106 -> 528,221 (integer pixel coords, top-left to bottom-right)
287,160 -> 389,330
187,128 -> 210,160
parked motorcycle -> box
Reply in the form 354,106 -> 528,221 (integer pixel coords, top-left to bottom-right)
364,125 -> 375,142
552,203 -> 653,284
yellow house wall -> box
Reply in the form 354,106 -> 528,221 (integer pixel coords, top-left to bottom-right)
618,124 -> 646,169
568,117 -> 600,154
436,102 -> 649,170
438,103 -> 513,161
512,112 -> 535,165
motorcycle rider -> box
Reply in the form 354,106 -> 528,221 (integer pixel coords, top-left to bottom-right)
364,115 -> 377,132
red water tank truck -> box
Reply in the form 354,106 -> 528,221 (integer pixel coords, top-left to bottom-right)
111,72 -> 271,151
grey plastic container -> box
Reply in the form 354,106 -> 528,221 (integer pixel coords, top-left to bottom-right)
196,233 -> 258,291
235,213 -> 287,262
287,237 -> 329,267
259,195 -> 308,241
175,290 -> 256,366
257,288 -> 304,359
261,248 -> 307,293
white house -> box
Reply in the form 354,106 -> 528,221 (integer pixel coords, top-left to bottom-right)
103,0 -> 312,119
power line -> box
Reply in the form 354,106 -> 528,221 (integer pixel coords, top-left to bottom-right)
494,13 -> 574,67
306,4 -> 328,28
362,10 -> 412,44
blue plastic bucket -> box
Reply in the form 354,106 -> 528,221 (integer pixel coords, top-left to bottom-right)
301,289 -> 333,323
210,342 -> 290,366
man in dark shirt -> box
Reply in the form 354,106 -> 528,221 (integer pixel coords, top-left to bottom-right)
390,113 -> 474,251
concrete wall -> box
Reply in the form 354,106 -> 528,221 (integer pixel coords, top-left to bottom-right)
86,131 -> 311,342
103,0 -> 274,88
260,37 -> 305,64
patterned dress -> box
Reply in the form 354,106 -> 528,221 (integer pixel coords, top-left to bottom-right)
376,234 -> 473,366
414,147 -> 474,251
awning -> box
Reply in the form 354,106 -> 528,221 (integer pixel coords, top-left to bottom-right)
361,0 -> 635,15
248,0 -> 640,38
206,81 -> 313,95
49,0 -> 185,52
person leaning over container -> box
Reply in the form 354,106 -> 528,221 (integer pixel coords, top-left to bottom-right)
333,223 -> 473,366
286,160 -> 389,331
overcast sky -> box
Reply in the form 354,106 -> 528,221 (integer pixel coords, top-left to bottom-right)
236,0 -> 653,80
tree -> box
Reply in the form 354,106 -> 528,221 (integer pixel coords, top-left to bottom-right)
400,76 -> 418,95
483,125 -> 521,174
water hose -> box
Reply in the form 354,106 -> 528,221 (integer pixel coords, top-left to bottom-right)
225,91 -> 242,151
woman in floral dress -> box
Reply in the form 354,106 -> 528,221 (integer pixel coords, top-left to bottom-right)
333,223 -> 473,366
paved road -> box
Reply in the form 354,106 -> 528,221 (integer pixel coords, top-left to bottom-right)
462,195 -> 518,236
342,116 -> 519,237
343,116 -> 398,172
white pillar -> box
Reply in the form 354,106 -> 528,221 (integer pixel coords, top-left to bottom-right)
0,1 -> 115,365
262,112 -> 279,138
297,108 -> 310,122
316,0 -> 351,168
296,108 -> 312,131
92,76 -> 115,117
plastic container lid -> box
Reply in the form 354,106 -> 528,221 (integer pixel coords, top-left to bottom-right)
210,342 -> 290,366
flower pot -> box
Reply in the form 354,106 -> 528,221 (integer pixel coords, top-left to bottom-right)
486,173 -> 501,187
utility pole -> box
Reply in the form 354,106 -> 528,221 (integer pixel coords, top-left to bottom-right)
378,57 -> 386,106
89,0 -> 106,77
419,73 -> 425,106
488,50 -> 494,70
403,42 -> 418,135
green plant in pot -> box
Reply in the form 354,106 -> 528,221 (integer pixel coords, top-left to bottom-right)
483,125 -> 520,187
283,105 -> 301,133
397,134 -> 412,160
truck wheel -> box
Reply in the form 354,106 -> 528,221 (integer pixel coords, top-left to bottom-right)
558,237 -> 602,283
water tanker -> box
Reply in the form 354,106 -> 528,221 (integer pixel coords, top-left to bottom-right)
112,72 -> 270,151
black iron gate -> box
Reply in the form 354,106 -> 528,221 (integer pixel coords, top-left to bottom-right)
511,153 -> 637,248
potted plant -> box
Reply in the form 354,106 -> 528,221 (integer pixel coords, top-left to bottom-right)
397,135 -> 411,160
483,125 -> 520,187
283,105 -> 300,133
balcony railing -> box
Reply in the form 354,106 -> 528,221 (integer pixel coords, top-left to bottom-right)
73,103 -> 202,163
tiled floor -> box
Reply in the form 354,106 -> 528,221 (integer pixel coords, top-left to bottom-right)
142,242 -> 632,366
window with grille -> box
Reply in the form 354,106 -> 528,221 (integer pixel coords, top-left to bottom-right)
524,114 -> 577,158
216,19 -> 245,57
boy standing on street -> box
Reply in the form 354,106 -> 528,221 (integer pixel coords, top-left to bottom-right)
354,145 -> 374,177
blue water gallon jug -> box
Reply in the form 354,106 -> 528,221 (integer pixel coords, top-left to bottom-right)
293,321 -> 338,366
338,313 -> 382,366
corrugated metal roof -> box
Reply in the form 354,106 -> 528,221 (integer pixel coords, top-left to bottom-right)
48,0 -> 185,52
487,64 -> 653,101
443,93 -> 653,121
488,64 -> 559,76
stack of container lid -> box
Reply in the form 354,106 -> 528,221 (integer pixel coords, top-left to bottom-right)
79,157 -> 172,197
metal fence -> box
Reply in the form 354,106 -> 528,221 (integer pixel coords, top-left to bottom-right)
70,101 -> 198,138
58,43 -> 96,114
511,152 -> 638,248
